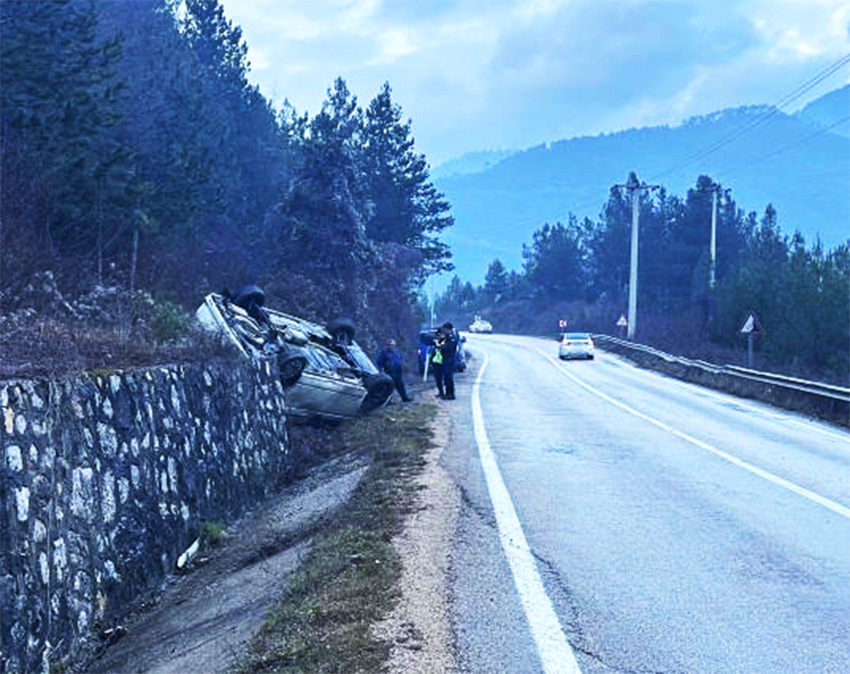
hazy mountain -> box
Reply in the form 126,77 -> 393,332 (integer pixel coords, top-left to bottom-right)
434,88 -> 850,286
795,84 -> 849,138
430,149 -> 517,180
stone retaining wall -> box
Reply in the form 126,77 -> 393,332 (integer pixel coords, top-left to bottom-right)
1,362 -> 292,673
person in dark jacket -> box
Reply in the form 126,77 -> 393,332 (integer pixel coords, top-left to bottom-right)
437,323 -> 458,400
375,339 -> 411,402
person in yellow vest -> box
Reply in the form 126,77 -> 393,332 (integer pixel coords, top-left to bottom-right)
430,332 -> 445,398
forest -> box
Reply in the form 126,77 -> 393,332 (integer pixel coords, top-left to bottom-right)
1,0 -> 452,375
1,0 -> 847,384
435,173 -> 849,384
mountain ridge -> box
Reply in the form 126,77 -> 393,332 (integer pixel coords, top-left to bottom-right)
433,87 -> 850,286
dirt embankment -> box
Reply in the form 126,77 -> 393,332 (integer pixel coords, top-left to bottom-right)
80,454 -> 368,674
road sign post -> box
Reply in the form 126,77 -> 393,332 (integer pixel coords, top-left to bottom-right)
558,318 -> 567,338
616,314 -> 628,339
739,310 -> 763,368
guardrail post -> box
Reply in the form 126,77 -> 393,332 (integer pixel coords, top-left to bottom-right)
747,333 -> 754,369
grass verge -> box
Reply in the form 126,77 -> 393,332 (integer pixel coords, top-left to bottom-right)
241,399 -> 436,673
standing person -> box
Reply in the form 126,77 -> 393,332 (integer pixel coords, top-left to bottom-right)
438,322 -> 458,400
375,339 -> 412,402
430,335 -> 445,399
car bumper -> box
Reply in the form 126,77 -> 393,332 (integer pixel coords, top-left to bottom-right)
558,348 -> 594,359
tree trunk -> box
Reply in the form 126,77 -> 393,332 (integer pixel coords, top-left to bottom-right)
130,226 -> 139,295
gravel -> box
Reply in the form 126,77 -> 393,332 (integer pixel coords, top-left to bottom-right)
374,404 -> 460,673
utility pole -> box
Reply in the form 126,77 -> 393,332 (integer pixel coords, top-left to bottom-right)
708,182 -> 728,289
615,173 -> 659,341
710,186 -> 718,291
707,182 -> 728,328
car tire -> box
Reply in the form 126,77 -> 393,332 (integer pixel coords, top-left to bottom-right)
360,372 -> 394,412
233,285 -> 266,310
327,317 -> 356,344
277,351 -> 307,388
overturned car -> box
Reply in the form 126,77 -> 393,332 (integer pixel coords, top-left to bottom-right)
196,286 -> 394,421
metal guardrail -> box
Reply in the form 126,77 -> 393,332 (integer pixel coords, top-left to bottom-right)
592,334 -> 850,422
721,365 -> 850,403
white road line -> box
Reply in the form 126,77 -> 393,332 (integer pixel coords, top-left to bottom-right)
538,348 -> 850,521
597,350 -> 850,443
482,333 -> 849,442
472,351 -> 582,674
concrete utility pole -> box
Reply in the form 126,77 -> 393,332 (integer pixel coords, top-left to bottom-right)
616,173 -> 659,341
710,187 -> 718,291
707,183 -> 728,328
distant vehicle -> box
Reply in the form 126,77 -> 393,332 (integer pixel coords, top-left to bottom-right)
418,327 -> 467,373
196,286 -> 394,421
558,332 -> 595,360
469,315 -> 493,333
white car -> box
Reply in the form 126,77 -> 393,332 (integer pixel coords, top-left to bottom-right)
558,332 -> 595,360
469,315 -> 493,333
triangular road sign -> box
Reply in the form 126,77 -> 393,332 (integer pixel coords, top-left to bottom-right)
740,310 -> 762,335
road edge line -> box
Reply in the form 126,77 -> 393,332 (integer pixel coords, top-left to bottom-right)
472,350 -> 582,674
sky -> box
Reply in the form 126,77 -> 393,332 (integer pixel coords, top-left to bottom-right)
220,0 -> 850,168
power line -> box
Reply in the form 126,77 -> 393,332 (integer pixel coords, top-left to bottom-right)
770,54 -> 850,111
649,52 -> 850,182
717,114 -> 850,178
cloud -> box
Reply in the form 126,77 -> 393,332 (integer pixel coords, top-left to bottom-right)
368,26 -> 421,65
488,2 -> 757,101
222,0 -> 850,164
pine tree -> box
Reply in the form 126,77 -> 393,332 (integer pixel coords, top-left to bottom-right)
362,82 -> 453,281
1,0 -> 128,285
263,79 -> 371,317
484,259 -> 509,302
588,185 -> 631,301
522,219 -> 586,300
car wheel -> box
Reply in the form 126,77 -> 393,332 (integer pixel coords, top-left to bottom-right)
233,284 -> 265,308
278,351 -> 307,387
360,373 -> 394,412
327,317 -> 356,345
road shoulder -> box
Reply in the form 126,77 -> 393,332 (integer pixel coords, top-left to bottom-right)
373,402 -> 461,673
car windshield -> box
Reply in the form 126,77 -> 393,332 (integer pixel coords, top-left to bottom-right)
302,345 -> 349,371
564,333 -> 590,340
339,341 -> 379,374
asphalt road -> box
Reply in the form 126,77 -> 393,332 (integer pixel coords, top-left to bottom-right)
443,333 -> 850,674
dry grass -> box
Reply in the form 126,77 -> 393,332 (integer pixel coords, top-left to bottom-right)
242,401 -> 435,674
0,319 -> 240,380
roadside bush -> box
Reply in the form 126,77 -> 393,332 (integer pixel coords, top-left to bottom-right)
149,294 -> 192,344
